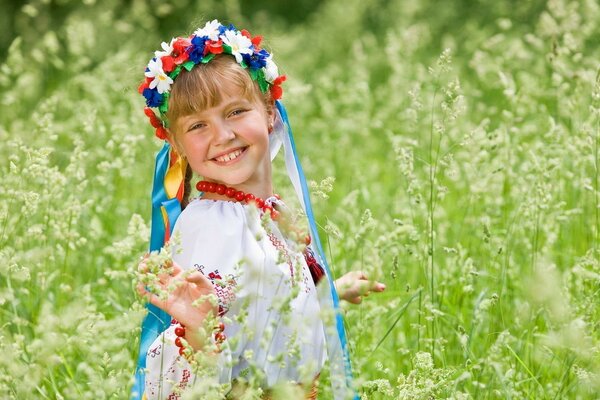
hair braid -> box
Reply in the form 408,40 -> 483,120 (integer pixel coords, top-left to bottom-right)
181,163 -> 193,209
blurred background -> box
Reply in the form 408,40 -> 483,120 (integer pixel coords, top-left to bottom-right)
1,0 -> 599,398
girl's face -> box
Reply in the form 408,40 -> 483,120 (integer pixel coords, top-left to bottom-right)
170,81 -> 275,196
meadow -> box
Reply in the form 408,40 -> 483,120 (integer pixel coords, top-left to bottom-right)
0,0 -> 599,398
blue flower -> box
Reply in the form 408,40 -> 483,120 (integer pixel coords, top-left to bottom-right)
188,36 -> 206,63
143,88 -> 163,107
218,23 -> 236,35
243,49 -> 269,69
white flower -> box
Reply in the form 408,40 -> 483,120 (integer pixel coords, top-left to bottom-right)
145,58 -> 174,94
193,20 -> 222,41
264,55 -> 279,83
154,38 -> 175,59
220,29 -> 253,63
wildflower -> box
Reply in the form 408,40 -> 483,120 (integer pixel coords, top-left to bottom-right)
264,55 -> 279,82
144,58 -> 173,94
188,36 -> 205,63
154,38 -> 175,58
193,19 -> 222,41
220,29 -> 253,64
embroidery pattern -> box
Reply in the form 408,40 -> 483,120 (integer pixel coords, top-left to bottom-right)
267,232 -> 295,285
148,344 -> 162,358
194,264 -> 237,316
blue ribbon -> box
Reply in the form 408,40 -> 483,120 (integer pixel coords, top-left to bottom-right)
276,101 -> 358,399
131,142 -> 181,400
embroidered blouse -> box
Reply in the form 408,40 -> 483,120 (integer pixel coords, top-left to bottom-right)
144,198 -> 326,399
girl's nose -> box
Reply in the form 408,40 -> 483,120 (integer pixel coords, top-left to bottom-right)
212,121 -> 236,145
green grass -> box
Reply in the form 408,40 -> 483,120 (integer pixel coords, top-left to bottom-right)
1,0 -> 599,398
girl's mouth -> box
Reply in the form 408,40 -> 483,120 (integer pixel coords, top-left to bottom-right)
211,146 -> 248,165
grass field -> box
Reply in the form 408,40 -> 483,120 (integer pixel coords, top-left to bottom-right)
1,0 -> 599,398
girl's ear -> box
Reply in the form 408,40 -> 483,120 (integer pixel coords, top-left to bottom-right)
165,129 -> 184,157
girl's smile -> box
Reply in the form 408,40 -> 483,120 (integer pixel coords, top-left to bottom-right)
210,146 -> 248,165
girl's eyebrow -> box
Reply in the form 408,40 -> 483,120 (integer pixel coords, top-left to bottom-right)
189,98 -> 252,119
178,98 -> 252,127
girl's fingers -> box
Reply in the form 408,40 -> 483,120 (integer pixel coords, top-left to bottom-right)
354,270 -> 368,280
185,271 -> 211,286
371,281 -> 386,292
136,283 -> 162,307
171,262 -> 182,275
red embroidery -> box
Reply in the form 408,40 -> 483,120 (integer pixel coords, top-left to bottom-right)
195,265 -> 237,315
148,344 -> 162,358
166,369 -> 191,399
179,369 -> 191,389
268,232 -> 295,285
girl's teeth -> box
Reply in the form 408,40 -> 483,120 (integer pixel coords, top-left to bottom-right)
216,149 -> 242,162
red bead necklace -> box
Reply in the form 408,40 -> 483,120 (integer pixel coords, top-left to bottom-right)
196,180 -> 281,220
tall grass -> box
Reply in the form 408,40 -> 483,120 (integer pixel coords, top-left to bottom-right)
1,0 -> 599,398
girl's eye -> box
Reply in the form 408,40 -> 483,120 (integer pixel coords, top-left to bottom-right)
187,122 -> 205,132
229,109 -> 247,117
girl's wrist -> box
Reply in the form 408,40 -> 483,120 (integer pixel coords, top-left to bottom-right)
174,318 -> 226,354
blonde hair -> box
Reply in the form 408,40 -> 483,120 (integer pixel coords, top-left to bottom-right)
166,55 -> 272,134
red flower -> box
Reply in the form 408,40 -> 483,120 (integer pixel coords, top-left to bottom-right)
251,35 -> 262,49
270,84 -> 283,100
137,77 -> 153,94
172,37 -> 192,65
206,39 -> 224,55
161,56 -> 175,73
270,75 -> 287,99
144,107 -> 162,128
241,29 -> 262,50
273,75 -> 287,85
155,126 -> 168,140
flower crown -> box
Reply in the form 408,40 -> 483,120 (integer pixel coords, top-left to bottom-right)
139,20 -> 286,140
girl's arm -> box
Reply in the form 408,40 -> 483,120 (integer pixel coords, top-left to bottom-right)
334,271 -> 386,304
137,261 -> 218,351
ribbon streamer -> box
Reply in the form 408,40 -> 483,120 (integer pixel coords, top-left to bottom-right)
132,142 -> 186,400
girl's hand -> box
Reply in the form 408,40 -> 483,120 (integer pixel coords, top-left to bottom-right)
335,271 -> 385,304
137,259 -> 218,348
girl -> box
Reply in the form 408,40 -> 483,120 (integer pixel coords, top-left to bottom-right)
133,20 -> 385,400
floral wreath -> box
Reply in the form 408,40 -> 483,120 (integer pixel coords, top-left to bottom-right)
139,20 -> 287,140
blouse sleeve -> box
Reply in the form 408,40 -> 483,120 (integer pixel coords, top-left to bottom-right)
144,200 -> 252,399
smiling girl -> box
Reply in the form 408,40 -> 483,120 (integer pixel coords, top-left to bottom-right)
132,21 -> 385,400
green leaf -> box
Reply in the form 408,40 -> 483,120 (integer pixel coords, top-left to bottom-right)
158,93 -> 170,114
170,65 -> 183,80
256,69 -> 268,93
258,77 -> 269,93
202,53 -> 215,64
182,61 -> 195,71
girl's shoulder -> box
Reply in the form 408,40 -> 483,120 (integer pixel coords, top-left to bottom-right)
181,197 -> 245,219
174,198 -> 255,238
171,198 -> 261,270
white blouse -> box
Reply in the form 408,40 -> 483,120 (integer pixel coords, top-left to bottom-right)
144,198 -> 326,399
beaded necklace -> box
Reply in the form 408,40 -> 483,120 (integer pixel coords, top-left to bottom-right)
196,180 -> 281,220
